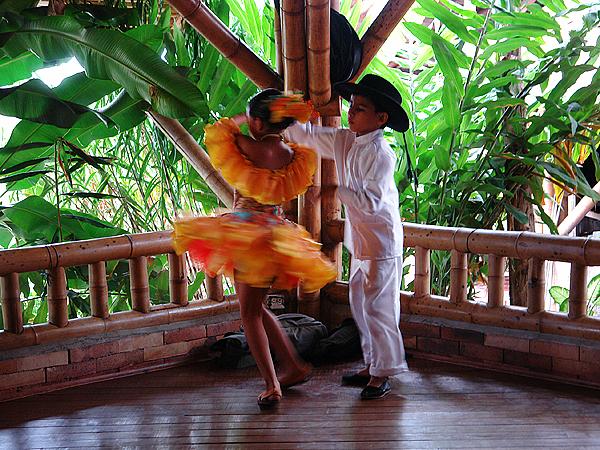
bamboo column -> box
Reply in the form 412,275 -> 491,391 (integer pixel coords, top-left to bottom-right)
206,275 -> 224,301
147,111 -> 233,208
166,0 -> 283,89
281,0 -> 308,93
306,0 -> 331,106
281,0 -> 316,315
449,250 -> 467,304
320,1 -> 341,277
274,4 -> 284,75
1,273 -> 22,334
89,261 -> 109,319
414,246 -> 430,298
130,256 -> 150,313
351,0 -> 415,81
568,263 -> 587,319
169,253 -> 188,306
487,255 -> 505,308
321,116 -> 342,275
48,267 -> 68,328
527,258 -> 545,314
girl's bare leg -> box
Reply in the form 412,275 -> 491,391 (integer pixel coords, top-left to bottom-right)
235,281 -> 281,399
261,305 -> 311,386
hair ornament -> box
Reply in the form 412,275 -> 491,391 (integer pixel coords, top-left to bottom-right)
268,94 -> 319,124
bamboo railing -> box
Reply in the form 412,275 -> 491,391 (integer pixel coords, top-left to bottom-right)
324,220 -> 600,341
4,221 -> 600,353
0,232 -> 232,351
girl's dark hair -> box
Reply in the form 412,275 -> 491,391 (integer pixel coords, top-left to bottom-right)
248,89 -> 295,131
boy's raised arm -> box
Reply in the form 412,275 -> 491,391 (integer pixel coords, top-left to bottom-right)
283,121 -> 340,160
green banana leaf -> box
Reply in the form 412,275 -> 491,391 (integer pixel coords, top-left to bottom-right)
0,50 -> 42,85
0,15 -> 207,118
0,78 -> 114,128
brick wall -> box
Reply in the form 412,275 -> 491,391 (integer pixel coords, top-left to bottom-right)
0,312 -> 241,402
401,315 -> 600,389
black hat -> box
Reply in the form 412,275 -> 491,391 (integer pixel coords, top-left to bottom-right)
334,74 -> 410,132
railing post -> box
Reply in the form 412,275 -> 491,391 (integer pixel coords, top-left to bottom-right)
450,250 -> 468,304
206,274 -> 224,301
527,258 -> 545,314
89,261 -> 109,319
568,263 -> 587,319
1,272 -> 22,334
129,256 -> 150,313
168,253 -> 188,306
48,267 -> 68,328
487,255 -> 505,308
414,246 -> 430,298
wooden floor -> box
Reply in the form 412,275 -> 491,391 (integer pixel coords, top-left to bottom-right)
2,357 -> 600,449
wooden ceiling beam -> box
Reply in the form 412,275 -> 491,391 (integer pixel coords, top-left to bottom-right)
166,0 -> 283,90
352,0 -> 415,81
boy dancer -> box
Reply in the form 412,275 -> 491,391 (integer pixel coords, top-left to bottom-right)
285,74 -> 409,399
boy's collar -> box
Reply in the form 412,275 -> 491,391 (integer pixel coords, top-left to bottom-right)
354,128 -> 383,145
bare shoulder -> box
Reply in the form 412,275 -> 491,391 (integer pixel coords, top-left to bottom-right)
236,135 -> 293,170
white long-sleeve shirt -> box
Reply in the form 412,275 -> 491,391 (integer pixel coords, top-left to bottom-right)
285,122 -> 403,260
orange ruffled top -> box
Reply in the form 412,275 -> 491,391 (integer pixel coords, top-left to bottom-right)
204,118 -> 317,205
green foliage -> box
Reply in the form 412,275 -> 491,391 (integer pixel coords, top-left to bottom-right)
549,273 -> 600,316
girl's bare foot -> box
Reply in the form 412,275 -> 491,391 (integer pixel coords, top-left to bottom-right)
278,363 -> 312,389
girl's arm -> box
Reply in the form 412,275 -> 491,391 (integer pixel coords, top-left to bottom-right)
230,113 -> 248,126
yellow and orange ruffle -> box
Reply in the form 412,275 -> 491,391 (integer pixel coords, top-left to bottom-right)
172,212 -> 337,292
204,118 -> 317,205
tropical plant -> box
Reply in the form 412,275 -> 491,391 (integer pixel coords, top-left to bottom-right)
549,273 -> 600,317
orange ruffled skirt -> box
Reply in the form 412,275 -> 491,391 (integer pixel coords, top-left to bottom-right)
172,211 -> 337,292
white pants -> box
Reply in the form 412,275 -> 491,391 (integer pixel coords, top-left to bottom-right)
349,255 -> 408,377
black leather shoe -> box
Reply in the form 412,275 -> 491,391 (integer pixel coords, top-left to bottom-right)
341,372 -> 370,386
360,378 -> 391,400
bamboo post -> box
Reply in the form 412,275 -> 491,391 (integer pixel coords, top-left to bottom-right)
1,273 -> 22,334
527,258 -> 545,314
568,263 -> 587,319
450,250 -> 468,304
166,0 -> 283,89
351,0 -> 415,80
414,246 -> 430,298
130,256 -> 150,313
281,0 -> 308,92
168,253 -> 188,306
487,255 -> 505,308
321,116 -> 342,276
147,111 -> 233,208
48,267 -> 68,328
206,274 -> 224,301
306,0 -> 331,106
89,261 -> 109,319
274,4 -> 284,75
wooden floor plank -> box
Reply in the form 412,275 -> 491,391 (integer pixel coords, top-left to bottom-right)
1,357 -> 600,448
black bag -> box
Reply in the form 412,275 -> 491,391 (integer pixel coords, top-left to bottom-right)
210,313 -> 328,368
308,318 -> 362,365
278,313 -> 329,358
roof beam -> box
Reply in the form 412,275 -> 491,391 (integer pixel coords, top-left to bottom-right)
352,0 -> 415,80
166,0 -> 283,90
